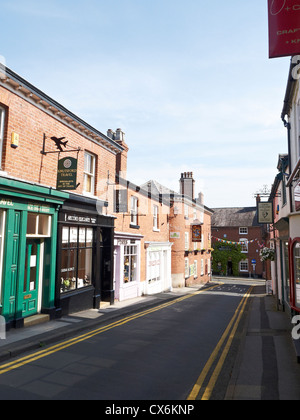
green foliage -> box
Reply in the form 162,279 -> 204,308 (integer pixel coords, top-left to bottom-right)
212,242 -> 245,276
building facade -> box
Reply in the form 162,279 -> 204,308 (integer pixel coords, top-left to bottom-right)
143,173 -> 213,288
279,57 -> 300,314
211,206 -> 268,278
0,66 -> 122,326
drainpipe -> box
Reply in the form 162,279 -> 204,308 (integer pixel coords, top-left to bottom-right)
282,118 -> 293,213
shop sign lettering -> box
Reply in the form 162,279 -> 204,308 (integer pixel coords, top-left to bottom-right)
0,198 -> 13,207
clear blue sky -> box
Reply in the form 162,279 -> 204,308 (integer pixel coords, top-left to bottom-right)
0,0 -> 291,208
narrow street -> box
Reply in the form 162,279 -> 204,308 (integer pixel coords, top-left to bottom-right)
0,280 -> 287,402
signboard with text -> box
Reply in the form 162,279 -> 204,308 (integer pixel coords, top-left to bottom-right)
257,202 -> 274,224
268,0 -> 300,58
57,157 -> 78,190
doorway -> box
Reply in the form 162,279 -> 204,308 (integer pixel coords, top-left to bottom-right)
22,239 -> 43,318
227,260 -> 233,276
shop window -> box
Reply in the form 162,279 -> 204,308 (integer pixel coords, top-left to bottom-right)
124,245 -> 137,283
0,106 -> 5,169
83,152 -> 96,195
26,213 -> 51,237
0,211 -> 6,306
60,226 -> 93,293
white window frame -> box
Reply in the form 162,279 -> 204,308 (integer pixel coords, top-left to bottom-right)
184,204 -> 189,220
0,106 -> 5,169
194,260 -> 198,278
130,196 -> 138,226
201,259 -> 204,276
240,260 -> 249,272
26,213 -> 51,238
185,258 -> 189,278
239,227 -> 248,235
185,232 -> 189,250
240,238 -> 248,253
153,205 -> 159,231
83,152 -> 96,195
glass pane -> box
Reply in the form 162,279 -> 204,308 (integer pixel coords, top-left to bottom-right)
78,248 -> 92,288
62,227 -> 69,245
124,256 -> 130,283
85,153 -> 92,173
86,228 -> 93,247
38,214 -> 50,235
130,255 -> 137,282
69,227 -> 78,247
79,228 -> 86,247
27,213 -> 37,235
84,174 -> 92,193
60,249 -> 77,292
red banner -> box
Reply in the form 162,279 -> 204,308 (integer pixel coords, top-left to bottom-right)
268,0 -> 300,58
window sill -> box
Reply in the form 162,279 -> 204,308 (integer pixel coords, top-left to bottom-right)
153,228 -> 160,232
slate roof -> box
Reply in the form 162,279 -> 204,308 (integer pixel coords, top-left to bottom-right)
211,207 -> 260,227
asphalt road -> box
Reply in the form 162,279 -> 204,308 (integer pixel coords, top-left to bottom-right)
0,282 -> 253,401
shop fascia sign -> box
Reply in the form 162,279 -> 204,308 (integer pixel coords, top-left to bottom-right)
268,0 -> 300,58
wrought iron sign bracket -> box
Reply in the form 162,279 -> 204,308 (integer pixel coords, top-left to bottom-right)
41,134 -> 81,155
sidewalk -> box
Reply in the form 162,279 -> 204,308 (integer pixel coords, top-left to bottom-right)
225,285 -> 300,400
0,285 -> 200,363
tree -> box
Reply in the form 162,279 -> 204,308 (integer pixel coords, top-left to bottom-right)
212,242 -> 245,276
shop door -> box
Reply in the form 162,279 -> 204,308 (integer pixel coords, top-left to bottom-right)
22,239 -> 41,318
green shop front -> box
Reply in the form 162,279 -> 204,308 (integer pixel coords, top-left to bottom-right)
0,177 -> 68,329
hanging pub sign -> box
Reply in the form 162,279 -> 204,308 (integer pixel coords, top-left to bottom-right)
257,202 -> 274,224
192,224 -> 202,242
268,0 -> 300,58
57,157 -> 78,190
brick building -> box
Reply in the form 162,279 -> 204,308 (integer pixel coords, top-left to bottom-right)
211,206 -> 268,278
0,66 -> 122,326
142,172 -> 213,288
0,65 -> 214,328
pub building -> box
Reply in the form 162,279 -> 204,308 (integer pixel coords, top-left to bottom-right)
55,193 -> 115,316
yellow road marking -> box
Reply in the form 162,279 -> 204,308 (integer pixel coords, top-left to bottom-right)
187,286 -> 253,401
0,283 -> 221,375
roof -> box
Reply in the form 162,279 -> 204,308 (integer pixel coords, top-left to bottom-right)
141,179 -> 214,214
0,64 -> 123,154
211,207 -> 260,227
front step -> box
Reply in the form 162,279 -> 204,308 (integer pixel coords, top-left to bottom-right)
24,314 -> 50,328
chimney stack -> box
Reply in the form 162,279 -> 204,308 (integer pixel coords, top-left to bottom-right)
107,128 -> 129,178
179,172 -> 195,200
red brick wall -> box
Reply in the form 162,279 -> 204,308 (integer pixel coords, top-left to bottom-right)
169,201 -> 212,287
0,85 -> 117,197
212,226 -> 266,277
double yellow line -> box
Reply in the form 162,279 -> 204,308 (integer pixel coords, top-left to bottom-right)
187,286 -> 253,401
0,284 -> 220,376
